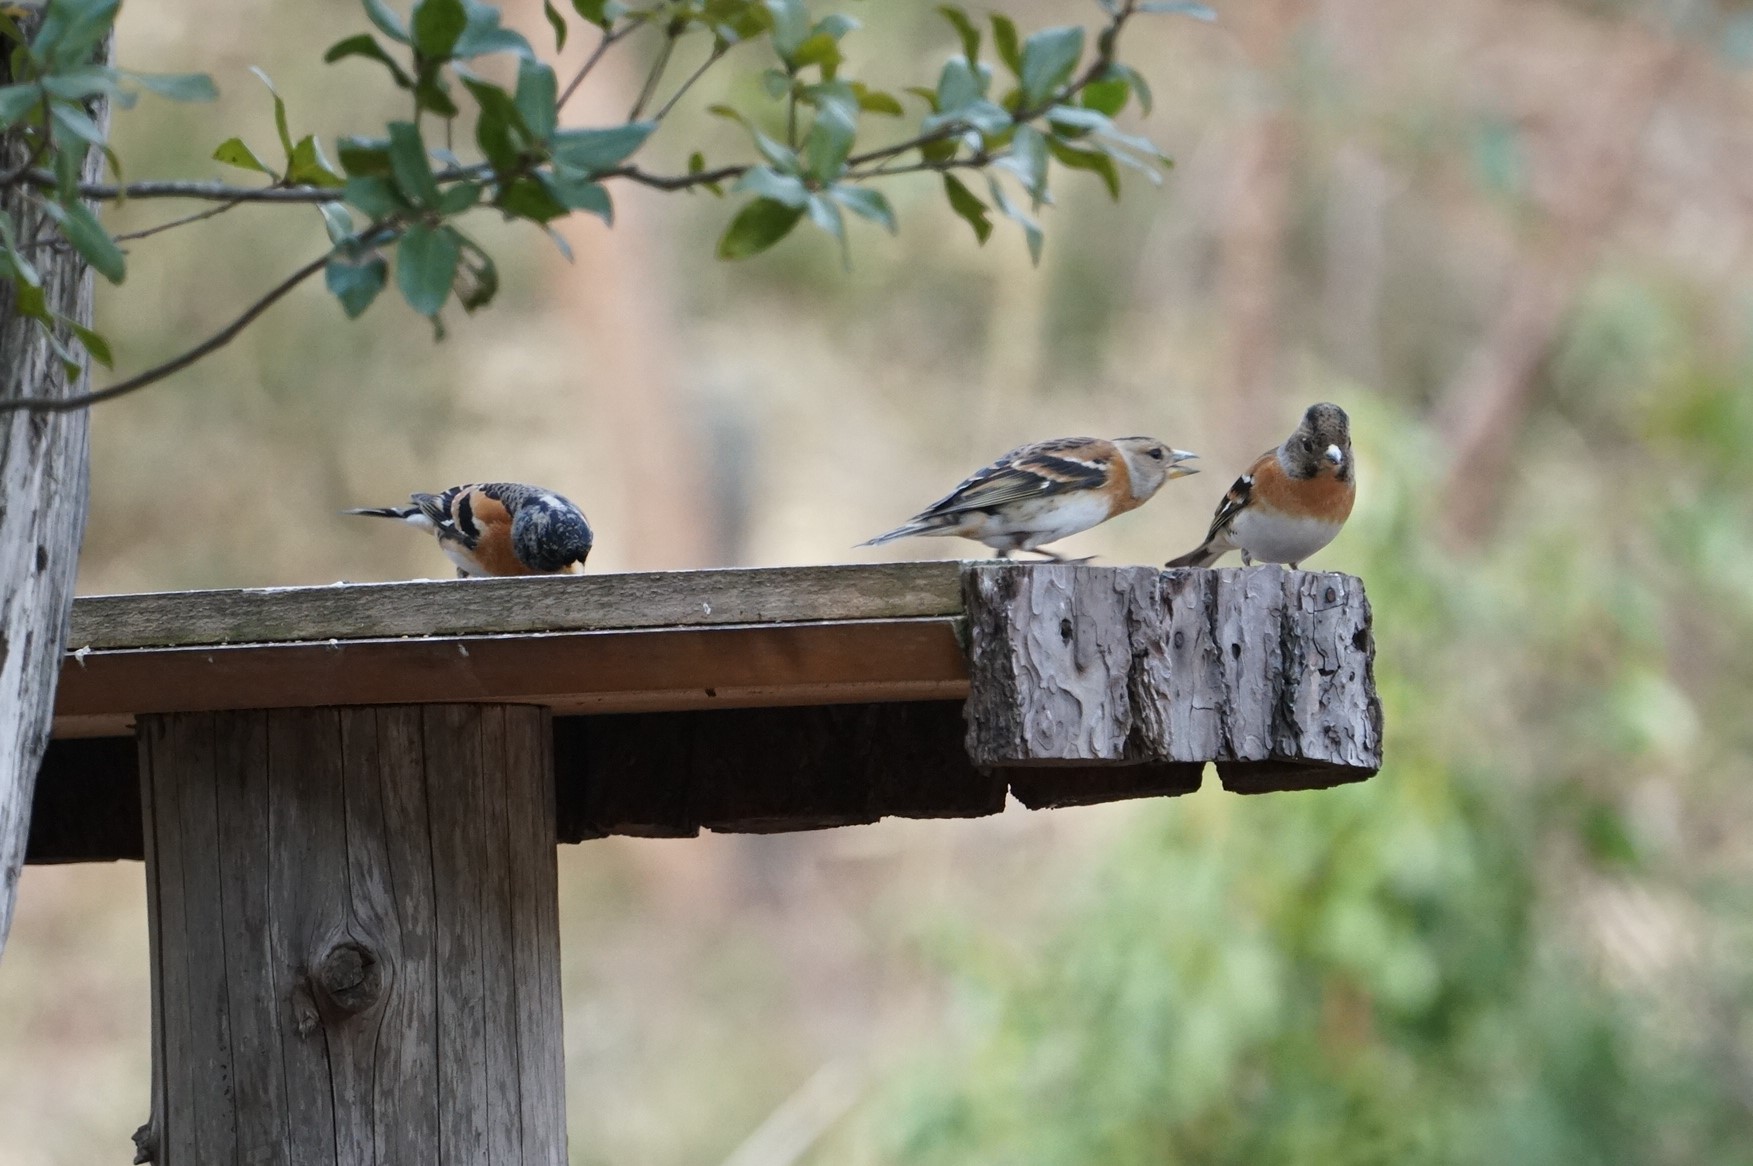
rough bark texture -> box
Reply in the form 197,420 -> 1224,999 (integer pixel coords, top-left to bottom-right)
964,564 -> 1381,795
0,23 -> 103,956
136,705 -> 566,1166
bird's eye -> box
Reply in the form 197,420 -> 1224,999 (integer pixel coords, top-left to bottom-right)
1301,438 -> 1315,452
1147,448 -> 1165,460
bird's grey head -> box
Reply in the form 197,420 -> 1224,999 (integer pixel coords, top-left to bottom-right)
1283,403 -> 1352,481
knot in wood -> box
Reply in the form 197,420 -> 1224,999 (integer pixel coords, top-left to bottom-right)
313,940 -> 385,1015
1324,586 -> 1337,604
1058,617 -> 1074,644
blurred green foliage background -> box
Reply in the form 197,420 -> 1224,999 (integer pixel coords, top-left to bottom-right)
5,0 -> 1753,1162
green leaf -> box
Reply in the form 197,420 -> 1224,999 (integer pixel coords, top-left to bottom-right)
365,0 -> 413,44
764,0 -> 809,63
247,67 -> 295,163
717,197 -> 804,259
938,6 -> 979,64
540,168 -> 613,221
1080,74 -> 1129,118
514,59 -> 558,141
942,173 -> 991,244
987,176 -> 1042,264
68,321 -> 113,368
411,0 -> 467,59
935,57 -> 981,113
731,165 -> 808,208
324,34 -> 415,88
1139,0 -> 1217,19
1047,137 -> 1119,199
453,234 -> 498,312
851,83 -> 902,116
1019,25 -> 1083,108
126,71 -> 217,102
337,136 -> 394,177
543,0 -> 567,51
213,137 -> 275,177
438,181 -> 483,214
396,222 -> 462,316
570,0 -> 613,28
708,104 -> 798,172
43,202 -> 126,283
318,202 -> 356,244
1004,123 -> 1048,202
803,81 -> 858,180
498,176 -> 569,222
829,185 -> 897,233
326,251 -> 389,318
806,192 -> 849,267
990,14 -> 1022,77
42,67 -> 130,104
49,103 -> 108,150
287,136 -> 344,186
33,0 -> 120,70
344,175 -> 407,219
387,120 -> 440,206
0,83 -> 41,130
1114,63 -> 1153,114
454,1 -> 535,60
549,121 -> 655,173
14,283 -> 49,322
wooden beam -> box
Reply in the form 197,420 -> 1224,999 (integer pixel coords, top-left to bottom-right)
135,706 -> 565,1166
54,618 -> 969,738
69,562 -> 964,649
963,564 -> 1381,798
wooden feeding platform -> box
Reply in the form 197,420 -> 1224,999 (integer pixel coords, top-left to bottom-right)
26,561 -> 1381,1165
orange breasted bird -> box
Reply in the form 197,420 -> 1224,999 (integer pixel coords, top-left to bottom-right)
1166,403 -> 1355,569
863,436 -> 1198,562
346,482 -> 593,578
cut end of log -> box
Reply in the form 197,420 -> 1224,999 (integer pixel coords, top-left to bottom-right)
963,563 -> 1382,802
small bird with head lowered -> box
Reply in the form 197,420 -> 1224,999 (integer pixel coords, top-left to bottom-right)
345,482 -> 594,578
1166,402 -> 1355,570
862,436 -> 1199,562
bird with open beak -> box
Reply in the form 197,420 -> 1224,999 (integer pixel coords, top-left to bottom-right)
864,436 -> 1199,562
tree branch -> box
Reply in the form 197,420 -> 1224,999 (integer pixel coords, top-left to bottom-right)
0,246 -> 338,413
557,23 -> 634,112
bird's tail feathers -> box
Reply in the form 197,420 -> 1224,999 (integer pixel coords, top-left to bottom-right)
859,517 -> 954,547
1164,543 -> 1226,569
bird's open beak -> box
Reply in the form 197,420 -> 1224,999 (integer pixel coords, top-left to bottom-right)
1324,444 -> 1344,466
1169,450 -> 1199,478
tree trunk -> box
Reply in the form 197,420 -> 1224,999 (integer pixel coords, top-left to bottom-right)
135,705 -> 567,1166
0,25 -> 103,957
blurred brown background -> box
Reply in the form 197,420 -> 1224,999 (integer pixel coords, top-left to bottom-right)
5,0 -> 1753,1162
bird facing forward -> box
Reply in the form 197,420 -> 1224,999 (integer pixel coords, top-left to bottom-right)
1165,403 -> 1355,570
345,482 -> 594,578
862,436 -> 1199,561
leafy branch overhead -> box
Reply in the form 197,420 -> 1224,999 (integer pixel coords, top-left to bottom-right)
0,0 -> 1207,411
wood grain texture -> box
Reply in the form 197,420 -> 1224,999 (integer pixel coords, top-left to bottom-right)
0,20 -> 105,957
54,618 -> 969,737
964,563 -> 1381,795
69,562 -> 965,649
137,706 -> 565,1166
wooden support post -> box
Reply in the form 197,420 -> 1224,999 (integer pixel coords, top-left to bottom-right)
134,705 -> 565,1166
964,564 -> 1381,799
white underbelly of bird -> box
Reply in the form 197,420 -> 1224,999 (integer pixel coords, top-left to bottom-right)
1229,509 -> 1344,565
955,492 -> 1118,551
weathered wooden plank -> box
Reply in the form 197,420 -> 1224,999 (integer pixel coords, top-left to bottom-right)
138,706 -> 566,1165
69,562 -> 965,650
964,564 -> 1381,795
53,617 -> 970,738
